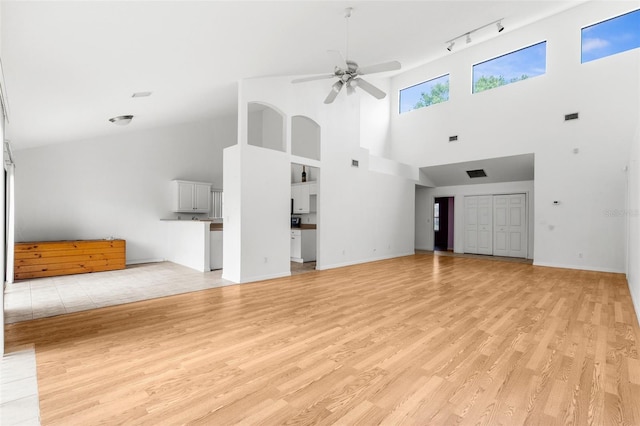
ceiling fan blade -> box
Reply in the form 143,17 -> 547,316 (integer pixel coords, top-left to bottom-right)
324,80 -> 344,104
327,50 -> 348,70
357,60 -> 401,75
292,74 -> 336,84
353,78 -> 386,99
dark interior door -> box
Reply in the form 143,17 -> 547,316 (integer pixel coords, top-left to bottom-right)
434,197 -> 449,251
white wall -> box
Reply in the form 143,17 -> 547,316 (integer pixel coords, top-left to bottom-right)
1,1 -> 5,354
628,121 -> 640,324
289,77 -> 415,269
222,145 -> 242,282
391,1 -> 639,273
14,117 -> 237,264
0,98 -> 5,356
223,75 -> 415,280
416,180 -> 535,258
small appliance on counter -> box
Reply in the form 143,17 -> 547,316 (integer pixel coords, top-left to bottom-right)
291,216 -> 301,227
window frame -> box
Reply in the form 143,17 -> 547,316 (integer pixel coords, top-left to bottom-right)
471,40 -> 547,94
398,73 -> 450,114
581,8 -> 640,64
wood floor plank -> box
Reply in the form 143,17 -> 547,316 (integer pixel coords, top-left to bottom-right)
5,253 -> 640,425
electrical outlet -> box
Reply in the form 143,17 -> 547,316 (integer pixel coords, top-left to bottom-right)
578,252 -> 583,259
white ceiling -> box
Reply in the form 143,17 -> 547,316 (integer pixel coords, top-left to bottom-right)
1,1 -> 583,150
420,153 -> 535,187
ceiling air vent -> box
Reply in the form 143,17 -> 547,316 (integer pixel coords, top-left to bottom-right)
449,135 -> 458,142
466,169 -> 487,178
564,112 -> 579,121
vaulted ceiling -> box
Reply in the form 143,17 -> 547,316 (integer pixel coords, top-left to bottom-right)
1,1 -> 583,150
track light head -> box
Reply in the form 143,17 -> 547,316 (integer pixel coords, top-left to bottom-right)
466,33 -> 472,44
447,41 -> 455,52
497,21 -> 504,32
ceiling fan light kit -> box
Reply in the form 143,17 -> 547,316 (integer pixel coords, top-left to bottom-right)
292,7 -> 401,104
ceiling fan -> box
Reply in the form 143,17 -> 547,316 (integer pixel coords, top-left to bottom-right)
292,8 -> 401,104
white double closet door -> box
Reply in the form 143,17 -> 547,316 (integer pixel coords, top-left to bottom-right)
464,193 -> 527,258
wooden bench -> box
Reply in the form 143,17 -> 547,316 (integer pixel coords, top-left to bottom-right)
14,239 -> 126,280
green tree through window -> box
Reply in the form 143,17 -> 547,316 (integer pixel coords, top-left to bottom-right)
413,81 -> 450,109
399,74 -> 449,113
472,42 -> 545,94
473,74 -> 529,93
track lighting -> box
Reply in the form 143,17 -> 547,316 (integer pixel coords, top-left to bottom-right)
445,18 -> 505,52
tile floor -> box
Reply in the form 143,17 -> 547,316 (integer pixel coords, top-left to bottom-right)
4,262 -> 236,324
0,345 -> 40,425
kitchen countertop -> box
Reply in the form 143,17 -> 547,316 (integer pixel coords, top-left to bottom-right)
160,218 -> 222,222
292,224 -> 317,230
160,219 -> 223,231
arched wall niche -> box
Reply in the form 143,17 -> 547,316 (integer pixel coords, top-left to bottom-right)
247,102 -> 285,153
291,115 -> 320,161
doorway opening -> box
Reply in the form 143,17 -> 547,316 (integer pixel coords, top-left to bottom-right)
433,197 -> 454,252
290,163 -> 318,274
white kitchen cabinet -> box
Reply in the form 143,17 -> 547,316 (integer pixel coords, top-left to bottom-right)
291,183 -> 310,213
291,182 -> 316,214
172,180 -> 211,213
290,229 -> 316,263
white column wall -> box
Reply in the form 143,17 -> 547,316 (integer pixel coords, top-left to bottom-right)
627,122 -> 640,324
223,81 -> 293,283
222,144 -> 242,282
0,103 -> 5,356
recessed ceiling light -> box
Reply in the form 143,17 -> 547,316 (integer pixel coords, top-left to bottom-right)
132,92 -> 152,98
109,115 -> 134,126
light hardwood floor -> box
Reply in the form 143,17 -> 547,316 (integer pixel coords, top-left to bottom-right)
5,253 -> 640,425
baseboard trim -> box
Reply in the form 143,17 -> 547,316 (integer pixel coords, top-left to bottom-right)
126,258 -> 165,266
221,271 -> 293,285
239,271 -> 292,284
533,261 -> 625,274
316,252 -> 415,271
